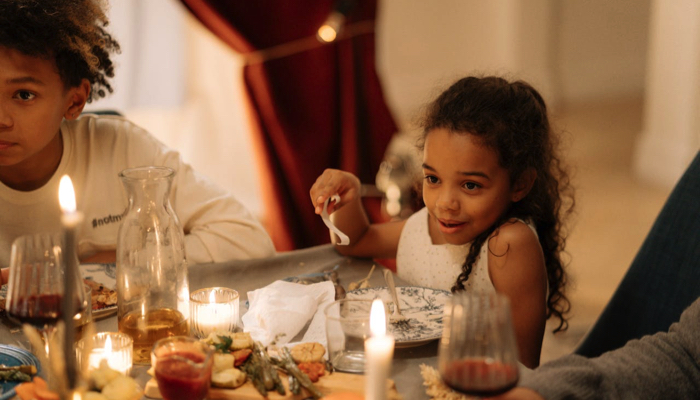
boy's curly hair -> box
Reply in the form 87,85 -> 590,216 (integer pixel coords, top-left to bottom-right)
0,0 -> 120,102
418,76 -> 575,332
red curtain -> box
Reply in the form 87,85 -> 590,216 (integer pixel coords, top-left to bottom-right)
180,0 -> 397,251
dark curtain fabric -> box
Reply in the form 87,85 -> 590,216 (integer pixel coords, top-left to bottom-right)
179,0 -> 398,251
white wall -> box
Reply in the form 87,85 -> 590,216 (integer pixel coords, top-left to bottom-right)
554,0 -> 650,103
376,0 -> 650,130
93,0 -> 655,218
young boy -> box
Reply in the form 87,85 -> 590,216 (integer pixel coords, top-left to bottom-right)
0,0 -> 275,280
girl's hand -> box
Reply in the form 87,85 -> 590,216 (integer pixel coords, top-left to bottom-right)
310,169 -> 361,215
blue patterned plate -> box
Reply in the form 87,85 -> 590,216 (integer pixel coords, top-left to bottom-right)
346,286 -> 450,348
0,344 -> 41,400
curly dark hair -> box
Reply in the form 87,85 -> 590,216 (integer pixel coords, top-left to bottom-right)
418,76 -> 575,332
0,0 -> 120,102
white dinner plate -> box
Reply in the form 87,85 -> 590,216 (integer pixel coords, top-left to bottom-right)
81,263 -> 117,319
0,263 -> 117,319
346,286 -> 450,348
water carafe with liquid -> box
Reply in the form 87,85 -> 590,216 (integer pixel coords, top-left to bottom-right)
116,166 -> 189,364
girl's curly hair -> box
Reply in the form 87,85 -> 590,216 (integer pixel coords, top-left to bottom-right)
418,76 -> 575,332
0,0 -> 120,102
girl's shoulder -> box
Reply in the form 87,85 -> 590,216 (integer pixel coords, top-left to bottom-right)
488,219 -> 540,257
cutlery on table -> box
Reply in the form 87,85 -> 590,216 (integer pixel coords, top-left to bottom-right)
383,269 -> 410,326
348,264 -> 376,291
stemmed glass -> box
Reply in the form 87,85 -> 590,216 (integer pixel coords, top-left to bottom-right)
438,292 -> 520,397
5,232 -> 87,356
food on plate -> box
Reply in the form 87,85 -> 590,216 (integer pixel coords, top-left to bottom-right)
290,341 -> 325,363
211,368 -> 247,388
101,375 -> 142,400
16,361 -> 141,400
89,360 -> 142,400
0,364 -> 37,382
90,360 -> 122,391
195,332 -> 329,397
212,352 -> 235,372
203,330 -> 254,351
297,361 -> 325,383
84,278 -> 117,310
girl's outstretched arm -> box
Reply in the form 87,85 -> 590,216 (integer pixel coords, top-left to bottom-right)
487,220 -> 548,369
310,169 -> 405,258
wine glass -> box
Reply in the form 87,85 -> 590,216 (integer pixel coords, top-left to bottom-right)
5,232 -> 87,356
438,292 -> 520,397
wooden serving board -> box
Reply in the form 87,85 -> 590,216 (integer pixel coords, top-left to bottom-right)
145,372 -> 398,399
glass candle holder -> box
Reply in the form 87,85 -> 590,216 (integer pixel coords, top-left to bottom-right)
190,287 -> 239,338
77,332 -> 133,375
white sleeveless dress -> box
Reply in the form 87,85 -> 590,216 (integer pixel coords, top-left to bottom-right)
396,207 -> 538,293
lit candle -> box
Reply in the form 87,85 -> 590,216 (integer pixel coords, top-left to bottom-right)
59,175 -> 84,389
364,299 -> 394,400
190,287 -> 239,338
78,332 -> 134,375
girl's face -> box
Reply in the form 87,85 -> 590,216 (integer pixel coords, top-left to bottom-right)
422,128 -> 521,245
0,46 -> 87,190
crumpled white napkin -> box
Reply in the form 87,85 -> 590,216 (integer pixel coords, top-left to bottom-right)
242,280 -> 335,347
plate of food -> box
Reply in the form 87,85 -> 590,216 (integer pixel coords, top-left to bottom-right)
346,286 -> 451,348
80,263 -> 117,319
0,263 -> 117,319
0,344 -> 41,400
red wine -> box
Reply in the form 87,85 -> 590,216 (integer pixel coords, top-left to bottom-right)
155,351 -> 212,400
8,294 -> 85,329
442,358 -> 519,397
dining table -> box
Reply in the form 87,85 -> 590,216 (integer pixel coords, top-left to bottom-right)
0,244 -> 440,400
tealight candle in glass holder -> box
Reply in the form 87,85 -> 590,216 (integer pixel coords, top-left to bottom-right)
77,332 -> 133,375
190,287 -> 239,338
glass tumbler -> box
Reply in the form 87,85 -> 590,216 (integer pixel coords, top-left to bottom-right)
325,298 -> 382,373
153,336 -> 214,400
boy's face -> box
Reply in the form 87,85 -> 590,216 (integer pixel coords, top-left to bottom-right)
0,46 -> 88,189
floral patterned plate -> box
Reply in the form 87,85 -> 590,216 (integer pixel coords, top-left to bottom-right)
346,286 -> 450,348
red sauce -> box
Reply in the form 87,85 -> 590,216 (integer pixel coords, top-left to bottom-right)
442,358 -> 519,397
155,351 -> 212,400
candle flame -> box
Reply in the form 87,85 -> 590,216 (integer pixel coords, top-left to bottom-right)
369,299 -> 386,337
209,290 -> 216,304
58,175 -> 77,213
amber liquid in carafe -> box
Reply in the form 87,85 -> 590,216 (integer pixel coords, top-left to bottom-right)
119,307 -> 189,364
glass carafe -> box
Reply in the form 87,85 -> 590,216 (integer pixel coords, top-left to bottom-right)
116,166 -> 189,364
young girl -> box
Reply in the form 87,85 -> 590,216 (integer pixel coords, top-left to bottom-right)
310,76 -> 573,368
0,0 -> 275,277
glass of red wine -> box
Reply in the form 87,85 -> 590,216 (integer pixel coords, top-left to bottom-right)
5,232 -> 87,356
153,336 -> 214,400
438,292 -> 520,397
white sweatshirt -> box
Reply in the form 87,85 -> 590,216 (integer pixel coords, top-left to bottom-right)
0,114 -> 275,267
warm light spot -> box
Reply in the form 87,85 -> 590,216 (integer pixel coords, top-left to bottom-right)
317,25 -> 338,42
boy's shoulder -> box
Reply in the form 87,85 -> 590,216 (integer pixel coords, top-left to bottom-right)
64,113 -> 159,145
